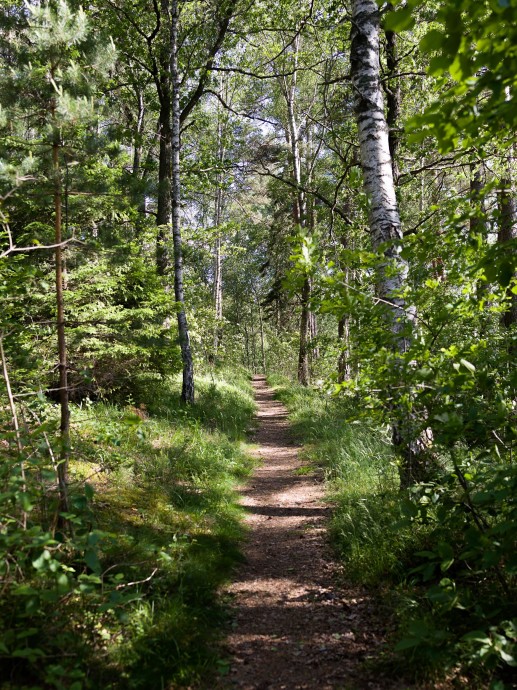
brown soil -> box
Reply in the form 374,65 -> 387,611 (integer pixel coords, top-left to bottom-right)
220,376 -> 413,690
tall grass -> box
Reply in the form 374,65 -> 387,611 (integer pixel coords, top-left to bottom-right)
268,375 -> 431,585
269,377 -> 517,688
1,368 -> 255,689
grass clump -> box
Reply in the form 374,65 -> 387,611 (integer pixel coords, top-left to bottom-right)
268,375 -> 430,585
269,376 -> 517,688
0,367 -> 255,689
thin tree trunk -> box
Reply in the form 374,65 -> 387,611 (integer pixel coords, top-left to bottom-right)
156,86 -> 172,274
213,230 -> 223,351
250,301 -> 257,373
257,297 -> 267,374
171,0 -> 194,403
351,0 -> 426,487
499,170 -> 517,331
213,76 -> 226,354
0,338 -> 27,528
243,322 -> 250,370
297,277 -> 310,386
337,313 -> 352,383
52,111 -> 70,519
280,36 -> 311,385
470,165 -> 485,235
133,87 -> 147,231
213,175 -> 224,353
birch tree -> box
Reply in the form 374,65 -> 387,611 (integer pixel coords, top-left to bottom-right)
351,0 -> 424,485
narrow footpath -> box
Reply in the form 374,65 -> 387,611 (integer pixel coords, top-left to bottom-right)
222,376 -> 408,690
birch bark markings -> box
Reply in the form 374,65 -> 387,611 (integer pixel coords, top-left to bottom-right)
350,0 -> 413,351
351,0 -> 427,486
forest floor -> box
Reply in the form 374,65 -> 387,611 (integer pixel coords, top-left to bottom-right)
218,376 -> 417,690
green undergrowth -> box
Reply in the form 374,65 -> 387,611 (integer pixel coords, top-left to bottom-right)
267,374 -> 430,585
268,376 -> 517,688
0,368 -> 255,689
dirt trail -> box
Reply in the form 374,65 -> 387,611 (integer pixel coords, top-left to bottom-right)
222,376 -> 405,690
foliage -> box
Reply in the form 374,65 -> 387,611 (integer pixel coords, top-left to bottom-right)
385,0 -> 517,151
0,369 -> 255,689
271,376 -> 517,686
1,0 -> 517,687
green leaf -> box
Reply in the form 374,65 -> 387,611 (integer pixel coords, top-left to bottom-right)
32,549 -> 51,570
498,261 -> 514,287
461,630 -> 491,644
395,637 -> 420,651
460,358 -> 476,374
19,493 -> 34,512
420,29 -> 444,52
384,6 -> 415,32
499,649 -> 516,665
84,548 -> 101,574
428,54 -> 452,76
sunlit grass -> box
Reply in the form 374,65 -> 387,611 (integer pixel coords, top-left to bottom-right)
268,375 -> 431,585
64,367 -> 256,688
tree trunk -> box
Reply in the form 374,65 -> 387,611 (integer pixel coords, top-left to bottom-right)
213,230 -> 223,352
213,77 -> 226,355
156,56 -> 172,275
337,313 -> 352,383
52,109 -> 70,520
250,301 -> 257,373
258,298 -> 267,374
470,165 -> 485,235
351,0 -> 426,487
212,164 -> 224,354
171,0 -> 194,403
297,277 -> 310,386
351,0 -> 412,349
243,321 -> 250,369
385,6 -> 401,182
499,173 -> 517,331
281,36 -> 311,385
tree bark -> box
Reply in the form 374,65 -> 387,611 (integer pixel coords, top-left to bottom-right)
385,6 -> 401,182
297,277 -> 311,386
52,110 -> 70,520
171,0 -> 194,403
213,98 -> 225,354
351,0 -> 426,486
257,297 -> 267,374
156,14 -> 172,276
281,36 -> 311,385
470,165 -> 485,235
337,312 -> 352,383
499,172 -> 517,331
351,0 -> 413,350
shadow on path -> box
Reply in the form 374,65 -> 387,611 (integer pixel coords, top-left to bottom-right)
221,376 -> 409,690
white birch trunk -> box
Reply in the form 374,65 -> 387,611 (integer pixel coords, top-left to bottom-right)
351,0 -> 429,486
350,0 -> 413,351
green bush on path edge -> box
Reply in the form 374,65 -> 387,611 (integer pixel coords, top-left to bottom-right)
0,368 -> 255,690
268,374 -> 516,690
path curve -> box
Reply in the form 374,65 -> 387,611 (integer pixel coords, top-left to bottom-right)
222,376 -> 404,690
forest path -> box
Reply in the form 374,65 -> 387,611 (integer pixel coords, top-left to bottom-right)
221,375 -> 405,690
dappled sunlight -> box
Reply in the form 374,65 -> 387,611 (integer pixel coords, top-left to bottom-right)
224,377 -> 398,690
